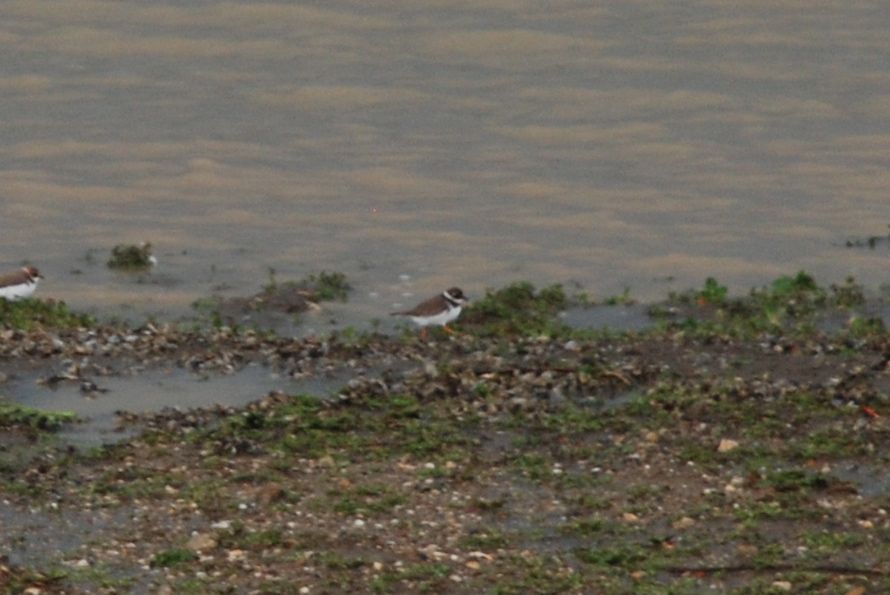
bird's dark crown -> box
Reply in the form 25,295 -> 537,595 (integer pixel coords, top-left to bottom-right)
443,287 -> 467,304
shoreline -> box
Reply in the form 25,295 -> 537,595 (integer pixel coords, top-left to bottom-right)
2,275 -> 890,593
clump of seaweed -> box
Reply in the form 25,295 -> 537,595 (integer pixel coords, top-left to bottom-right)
107,242 -> 155,269
845,225 -> 890,249
264,270 -> 350,303
192,270 -> 352,330
304,271 -> 351,302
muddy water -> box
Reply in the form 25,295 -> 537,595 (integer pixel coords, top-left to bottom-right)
2,1 -> 890,326
4,364 -> 347,447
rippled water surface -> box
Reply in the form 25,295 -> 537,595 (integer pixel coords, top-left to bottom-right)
2,1 -> 889,324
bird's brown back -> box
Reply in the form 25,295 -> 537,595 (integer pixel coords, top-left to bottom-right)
0,268 -> 35,289
391,293 -> 449,317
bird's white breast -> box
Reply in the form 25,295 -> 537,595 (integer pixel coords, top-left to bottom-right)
0,279 -> 38,300
410,305 -> 462,327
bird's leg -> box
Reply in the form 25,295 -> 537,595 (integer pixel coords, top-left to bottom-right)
442,325 -> 456,335
419,327 -> 428,341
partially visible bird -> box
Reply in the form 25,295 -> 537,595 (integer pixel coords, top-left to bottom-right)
391,287 -> 468,338
0,266 -> 42,300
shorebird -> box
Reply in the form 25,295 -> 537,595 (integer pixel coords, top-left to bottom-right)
391,287 -> 468,338
0,266 -> 42,300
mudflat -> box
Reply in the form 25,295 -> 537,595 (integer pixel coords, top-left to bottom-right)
1,277 -> 889,593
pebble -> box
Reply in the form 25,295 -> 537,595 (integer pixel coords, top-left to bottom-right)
717,438 -> 739,453
737,544 -> 758,557
258,483 -> 286,506
187,532 -> 218,552
672,516 -> 695,530
227,549 -> 246,562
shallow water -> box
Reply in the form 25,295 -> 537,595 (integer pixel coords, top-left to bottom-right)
830,462 -> 890,498
4,364 -> 345,447
2,1 -> 890,326
561,304 -> 653,333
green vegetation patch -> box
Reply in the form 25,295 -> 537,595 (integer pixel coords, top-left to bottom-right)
150,547 -> 199,568
0,402 -> 78,431
329,483 -> 406,516
263,269 -> 352,304
764,469 -> 832,492
0,565 -> 68,593
372,562 -> 451,593
697,277 -> 729,305
488,553 -> 586,593
303,271 -> 351,302
216,522 -> 286,551
191,270 -> 352,329
458,282 -> 568,337
661,271 -> 876,338
0,298 -> 94,330
204,393 -> 472,463
107,242 -> 154,269
460,529 -> 510,550
574,543 -> 652,568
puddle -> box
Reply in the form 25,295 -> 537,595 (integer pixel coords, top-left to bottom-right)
3,365 -> 348,448
878,304 -> 890,327
828,462 -> 890,498
0,505 -> 124,565
561,305 -> 653,332
600,389 -> 645,412
814,311 -> 853,334
814,303 -> 890,334
0,364 -> 366,581
0,502 -> 196,593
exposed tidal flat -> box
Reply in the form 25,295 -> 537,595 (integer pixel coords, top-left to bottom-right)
2,274 -> 890,593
